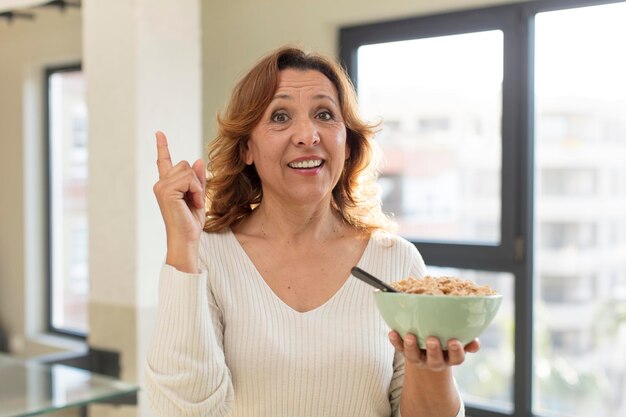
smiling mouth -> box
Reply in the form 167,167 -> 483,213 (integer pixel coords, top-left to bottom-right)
288,159 -> 324,169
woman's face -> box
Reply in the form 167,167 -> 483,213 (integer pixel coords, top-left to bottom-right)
246,68 -> 349,208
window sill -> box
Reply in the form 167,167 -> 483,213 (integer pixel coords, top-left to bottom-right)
25,332 -> 87,356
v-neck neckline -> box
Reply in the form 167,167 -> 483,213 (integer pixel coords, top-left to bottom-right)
227,228 -> 372,315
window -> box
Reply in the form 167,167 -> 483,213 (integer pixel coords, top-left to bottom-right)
357,30 -> 503,244
534,4 -> 626,416
541,168 -> 597,196
341,1 -> 626,416
540,274 -> 594,303
46,65 -> 89,337
540,222 -> 597,249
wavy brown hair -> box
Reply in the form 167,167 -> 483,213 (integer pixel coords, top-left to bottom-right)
204,46 -> 393,233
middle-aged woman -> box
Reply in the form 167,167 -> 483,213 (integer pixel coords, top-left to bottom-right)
145,46 -> 479,417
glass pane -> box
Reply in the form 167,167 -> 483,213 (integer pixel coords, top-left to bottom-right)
534,3 -> 626,417
427,266 -> 514,412
49,70 -> 89,335
357,31 -> 503,244
0,353 -> 137,416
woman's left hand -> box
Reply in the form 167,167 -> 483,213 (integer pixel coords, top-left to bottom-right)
389,331 -> 480,371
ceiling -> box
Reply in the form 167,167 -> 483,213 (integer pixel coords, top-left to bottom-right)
0,0 -> 47,13
0,0 -> 79,21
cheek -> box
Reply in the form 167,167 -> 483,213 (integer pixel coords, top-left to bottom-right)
337,129 -> 349,160
245,135 -> 272,166
248,140 -> 283,173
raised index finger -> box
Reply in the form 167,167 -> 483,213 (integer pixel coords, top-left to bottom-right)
155,131 -> 173,178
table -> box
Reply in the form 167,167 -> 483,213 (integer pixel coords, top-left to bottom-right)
0,353 -> 138,417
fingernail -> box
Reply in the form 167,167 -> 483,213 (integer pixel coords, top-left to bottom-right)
450,343 -> 460,351
427,340 -> 437,350
405,337 -> 415,346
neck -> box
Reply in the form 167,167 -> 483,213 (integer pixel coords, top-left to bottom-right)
246,197 -> 345,243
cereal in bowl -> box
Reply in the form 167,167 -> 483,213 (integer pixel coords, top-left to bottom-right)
390,275 -> 497,296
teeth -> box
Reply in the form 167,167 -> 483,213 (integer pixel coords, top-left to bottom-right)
288,159 -> 322,169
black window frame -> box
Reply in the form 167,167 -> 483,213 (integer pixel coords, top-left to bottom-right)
339,1 -> 624,416
44,63 -> 87,339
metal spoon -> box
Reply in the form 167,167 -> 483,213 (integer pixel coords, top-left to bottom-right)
351,267 -> 398,293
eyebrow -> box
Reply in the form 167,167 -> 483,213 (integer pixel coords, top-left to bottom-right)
271,93 -> 338,106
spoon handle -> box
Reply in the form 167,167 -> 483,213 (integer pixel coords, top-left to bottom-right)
351,267 -> 398,293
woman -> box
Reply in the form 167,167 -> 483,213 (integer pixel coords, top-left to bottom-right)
145,46 -> 478,417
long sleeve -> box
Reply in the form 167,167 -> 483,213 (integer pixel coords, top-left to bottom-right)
454,393 -> 466,417
389,350 -> 405,417
144,263 -> 234,416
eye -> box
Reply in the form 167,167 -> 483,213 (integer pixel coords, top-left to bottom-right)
271,111 -> 290,123
316,110 -> 334,121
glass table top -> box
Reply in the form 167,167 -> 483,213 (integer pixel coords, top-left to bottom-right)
0,353 -> 138,417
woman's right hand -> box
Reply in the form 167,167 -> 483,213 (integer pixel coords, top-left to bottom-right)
153,131 -> 206,273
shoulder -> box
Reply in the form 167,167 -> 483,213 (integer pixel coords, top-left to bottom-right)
198,229 -> 237,272
365,230 -> 426,280
199,228 -> 232,249
368,230 -> 418,255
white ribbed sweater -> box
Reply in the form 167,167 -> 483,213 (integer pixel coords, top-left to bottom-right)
144,229 -> 465,417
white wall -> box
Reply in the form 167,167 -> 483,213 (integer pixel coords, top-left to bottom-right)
0,7 -> 82,356
82,3 -> 201,416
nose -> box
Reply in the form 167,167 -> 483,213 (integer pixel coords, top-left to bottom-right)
292,117 -> 320,147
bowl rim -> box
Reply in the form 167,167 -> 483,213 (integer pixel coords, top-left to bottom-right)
374,290 -> 502,299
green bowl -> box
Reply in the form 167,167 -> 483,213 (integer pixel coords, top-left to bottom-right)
374,291 -> 503,350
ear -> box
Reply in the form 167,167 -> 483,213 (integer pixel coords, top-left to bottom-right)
244,140 -> 254,165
